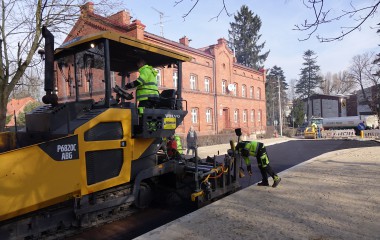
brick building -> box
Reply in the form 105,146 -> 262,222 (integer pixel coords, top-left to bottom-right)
62,2 -> 267,137
6,97 -> 36,127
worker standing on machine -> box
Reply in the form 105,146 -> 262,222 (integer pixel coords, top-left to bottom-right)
124,58 -> 159,108
236,141 -> 281,187
311,122 -> 318,138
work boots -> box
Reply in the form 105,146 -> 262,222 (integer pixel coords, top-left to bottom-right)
257,176 -> 282,187
272,176 -> 281,188
257,181 -> 269,186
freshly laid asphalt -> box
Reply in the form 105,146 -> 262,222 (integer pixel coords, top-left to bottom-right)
136,137 -> 380,240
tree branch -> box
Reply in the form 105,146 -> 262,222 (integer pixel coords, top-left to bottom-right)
295,0 -> 380,42
175,0 -> 231,21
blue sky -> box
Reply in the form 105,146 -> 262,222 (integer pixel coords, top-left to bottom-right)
124,0 -> 379,82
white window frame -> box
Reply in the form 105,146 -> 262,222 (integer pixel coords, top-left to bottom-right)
242,85 -> 246,98
173,71 -> 178,88
233,83 -> 237,96
155,68 -> 162,87
206,108 -> 212,123
204,78 -> 210,93
191,108 -> 198,123
257,87 -> 261,100
190,74 -> 197,90
250,110 -> 255,123
110,71 -> 116,88
243,110 -> 247,123
250,86 -> 254,99
258,110 -> 262,124
222,80 -> 226,94
234,109 -> 239,123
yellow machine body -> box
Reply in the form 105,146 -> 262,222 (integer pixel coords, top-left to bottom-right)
304,127 -> 317,139
0,108 -> 153,221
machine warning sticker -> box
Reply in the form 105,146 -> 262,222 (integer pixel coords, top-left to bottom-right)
163,117 -> 176,129
38,135 -> 79,161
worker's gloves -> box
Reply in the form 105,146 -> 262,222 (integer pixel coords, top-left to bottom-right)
125,82 -> 133,89
247,165 -> 252,176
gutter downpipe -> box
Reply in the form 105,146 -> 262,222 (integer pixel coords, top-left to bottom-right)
213,58 -> 218,134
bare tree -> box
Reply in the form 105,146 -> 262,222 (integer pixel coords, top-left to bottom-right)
320,72 -> 333,94
294,0 -> 380,42
174,0 -> 231,21
334,71 -> 356,94
287,78 -> 297,100
320,71 -> 356,95
348,52 -> 380,122
0,0 -> 124,131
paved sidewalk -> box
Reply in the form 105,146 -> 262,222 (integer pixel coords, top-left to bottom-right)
137,139 -> 380,240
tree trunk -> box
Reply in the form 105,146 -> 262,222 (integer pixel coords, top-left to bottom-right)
0,90 -> 8,132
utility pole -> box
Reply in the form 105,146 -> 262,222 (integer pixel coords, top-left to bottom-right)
278,76 -> 283,137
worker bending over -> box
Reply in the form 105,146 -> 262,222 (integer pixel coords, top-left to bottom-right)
236,141 -> 281,187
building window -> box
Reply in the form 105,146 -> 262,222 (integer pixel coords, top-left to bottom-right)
250,109 -> 255,123
206,108 -> 212,123
190,74 -> 197,90
258,110 -> 262,124
257,87 -> 261,100
173,71 -> 178,88
243,109 -> 247,122
234,109 -> 239,123
110,71 -> 116,88
233,83 -> 237,96
204,77 -> 210,93
222,80 -> 227,94
242,85 -> 246,98
191,108 -> 198,123
156,68 -> 162,87
250,86 -> 254,99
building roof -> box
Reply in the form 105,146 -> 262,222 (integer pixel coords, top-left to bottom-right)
6,97 -> 36,126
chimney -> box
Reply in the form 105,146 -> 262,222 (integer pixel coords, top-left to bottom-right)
217,38 -> 227,46
179,36 -> 190,47
108,10 -> 131,26
127,20 -> 146,39
81,2 -> 94,16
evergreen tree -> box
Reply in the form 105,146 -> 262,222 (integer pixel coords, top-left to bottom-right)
292,98 -> 306,127
295,50 -> 322,120
266,66 -> 288,126
228,5 -> 269,69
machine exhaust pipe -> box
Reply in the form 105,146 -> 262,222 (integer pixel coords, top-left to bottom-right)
41,26 -> 58,106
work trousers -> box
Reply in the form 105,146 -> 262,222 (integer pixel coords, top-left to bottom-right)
258,164 -> 277,184
187,146 -> 196,156
138,100 -> 156,108
256,143 -> 277,183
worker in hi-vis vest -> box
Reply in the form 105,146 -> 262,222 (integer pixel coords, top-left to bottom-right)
124,58 -> 159,108
236,141 -> 281,187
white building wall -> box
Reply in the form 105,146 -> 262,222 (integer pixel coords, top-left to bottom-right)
322,99 -> 339,118
312,99 -> 321,117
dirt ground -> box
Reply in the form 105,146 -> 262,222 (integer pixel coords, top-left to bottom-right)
136,146 -> 380,240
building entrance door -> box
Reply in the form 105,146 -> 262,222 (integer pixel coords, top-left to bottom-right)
222,108 -> 229,129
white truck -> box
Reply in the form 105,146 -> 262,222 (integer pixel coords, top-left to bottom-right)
322,115 -> 379,130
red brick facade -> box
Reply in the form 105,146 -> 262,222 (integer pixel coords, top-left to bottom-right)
63,2 -> 267,137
